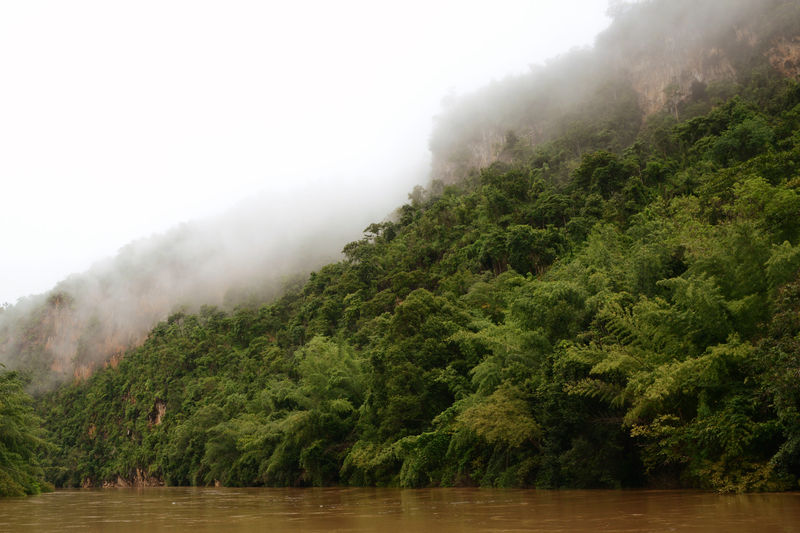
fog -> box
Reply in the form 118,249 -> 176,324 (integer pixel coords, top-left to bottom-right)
1,0 -> 611,305
1,0 -> 784,383
428,0 -> 784,183
0,1 -> 613,381
0,176 -> 415,387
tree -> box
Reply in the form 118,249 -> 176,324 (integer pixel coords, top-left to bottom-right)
0,370 -> 51,496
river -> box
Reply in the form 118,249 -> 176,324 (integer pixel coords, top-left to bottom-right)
1,487 -> 799,532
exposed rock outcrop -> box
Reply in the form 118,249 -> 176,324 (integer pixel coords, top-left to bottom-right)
148,399 -> 166,427
768,36 -> 800,77
428,1 -> 800,184
101,469 -> 163,488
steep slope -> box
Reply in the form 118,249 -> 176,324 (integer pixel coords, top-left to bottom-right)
39,54 -> 800,493
0,181 -> 405,390
429,0 -> 800,183
21,0 -> 800,493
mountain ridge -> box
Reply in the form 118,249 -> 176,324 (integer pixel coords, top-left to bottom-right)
3,0 -> 800,496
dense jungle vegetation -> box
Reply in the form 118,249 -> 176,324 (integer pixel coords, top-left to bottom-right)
30,69 -> 800,493
3,0 -> 800,496
0,370 -> 51,496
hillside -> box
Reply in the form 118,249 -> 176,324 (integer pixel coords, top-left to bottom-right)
430,0 -> 800,183
3,0 -> 800,495
0,181 -> 403,391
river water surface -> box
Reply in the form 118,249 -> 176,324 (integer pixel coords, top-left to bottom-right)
1,487 -> 799,532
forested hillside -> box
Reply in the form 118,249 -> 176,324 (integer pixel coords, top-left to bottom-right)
3,0 -> 800,495
38,69 -> 800,492
0,182 -> 391,391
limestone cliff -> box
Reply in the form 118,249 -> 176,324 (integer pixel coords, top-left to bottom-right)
429,0 -> 800,184
768,36 -> 800,77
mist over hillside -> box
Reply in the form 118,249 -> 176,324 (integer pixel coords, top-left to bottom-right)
3,0 -> 799,389
4,0 -> 800,496
430,0 -> 800,183
0,1 -> 610,388
0,173 -> 421,388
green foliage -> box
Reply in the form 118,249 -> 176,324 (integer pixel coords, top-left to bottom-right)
0,370 -> 52,496
28,4 -> 800,493
456,384 -> 541,449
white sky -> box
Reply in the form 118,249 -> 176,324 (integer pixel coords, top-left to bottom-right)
0,0 -> 611,305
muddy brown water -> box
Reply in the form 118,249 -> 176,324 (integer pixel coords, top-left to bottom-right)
1,487 -> 799,532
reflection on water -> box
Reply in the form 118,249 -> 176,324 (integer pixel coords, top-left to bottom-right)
1,487 -> 799,532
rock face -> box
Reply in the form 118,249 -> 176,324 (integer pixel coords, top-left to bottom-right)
101,469 -> 163,488
768,37 -> 800,77
80,469 -> 162,488
148,399 -> 167,427
430,130 -> 507,186
622,44 -> 738,117
428,1 -> 800,184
